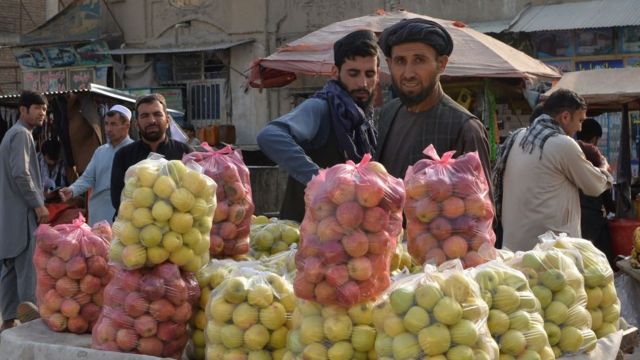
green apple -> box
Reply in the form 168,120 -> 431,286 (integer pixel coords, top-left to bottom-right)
475,269 -> 500,291
600,283 -> 618,307
392,332 -> 420,360
449,319 -> 478,346
348,301 -> 373,325
269,326 -> 288,350
539,346 -> 556,360
282,226 -> 300,245
544,301 -> 568,325
323,314 -> 352,342
602,303 -> 620,323
433,296 -> 462,325
139,224 -> 163,247
582,329 -> 597,352
473,349 -> 492,360
328,341 -> 354,360
247,284 -> 274,308
565,306 -> 591,328
462,299 -> 486,322
232,303 -> 259,329
585,287 -> 603,309
383,314 -> 405,337
558,326 -> 583,353
209,297 -> 236,323
522,252 -> 544,271
299,315 -> 324,345
205,320 -> 223,344
525,327 -> 549,352
583,268 -> 606,288
531,285 -> 553,308
415,283 -> 443,311
247,350 -> 270,360
286,329 -> 305,354
403,306 -> 430,334
418,323 -> 451,356
481,289 -> 493,308
253,230 -> 274,251
446,345 -> 474,360
260,302 -> 287,330
302,343 -> 327,360
517,349 -> 542,360
375,332 -> 393,357
351,325 -> 376,352
589,308 -> 603,330
220,323 -> 244,348
244,324 -> 270,350
508,310 -> 530,331
519,267 -> 539,287
390,287 -> 415,315
540,270 -> 566,292
519,293 -> 539,311
500,329 -> 526,356
443,272 -> 473,303
493,285 -> 520,314
502,272 -> 528,291
553,286 -> 576,307
544,321 -> 562,346
595,322 -> 617,338
224,277 -> 249,304
488,309 -> 510,336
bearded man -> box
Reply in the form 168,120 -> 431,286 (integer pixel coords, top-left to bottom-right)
257,30 -> 380,222
110,93 -> 193,214
375,19 -> 491,188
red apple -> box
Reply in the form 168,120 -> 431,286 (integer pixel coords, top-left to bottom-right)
328,175 -> 356,205
43,288 -> 63,311
316,216 -> 344,242
46,256 -> 66,279
355,180 -> 385,208
116,328 -> 138,351
429,217 -> 452,240
165,278 -> 188,306
309,197 -> 336,221
79,274 -> 102,294
293,275 -> 315,300
362,207 -> 389,233
325,264 -> 349,287
314,281 -> 337,304
140,274 -> 166,301
149,299 -> 176,322
55,276 -> 79,297
94,318 -> 117,343
321,241 -> 348,264
368,231 -> 391,255
341,230 -> 368,257
134,314 -> 158,338
425,247 -> 447,265
213,201 -> 229,222
87,256 -> 109,276
336,281 -> 360,306
36,225 -> 61,253
441,196 -> 466,219
118,269 -> 143,292
406,178 -> 429,200
302,256 -> 324,284
335,201 -> 364,229
348,257 -> 372,281
415,197 -> 440,223
124,292 -> 149,317
137,336 -> 163,357
80,303 -> 101,321
442,235 -> 469,259
33,247 -> 50,270
73,292 -> 91,306
172,302 -> 192,323
68,316 -> 89,333
427,177 -> 452,202
109,308 -> 135,328
55,237 -> 80,261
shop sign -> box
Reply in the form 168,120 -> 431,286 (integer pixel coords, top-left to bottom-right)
575,59 -> 624,71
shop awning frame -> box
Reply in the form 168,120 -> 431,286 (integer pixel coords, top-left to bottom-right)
103,39 -> 254,55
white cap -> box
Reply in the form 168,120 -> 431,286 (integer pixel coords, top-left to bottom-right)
108,104 -> 132,121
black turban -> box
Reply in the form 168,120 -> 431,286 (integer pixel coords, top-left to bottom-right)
378,18 -> 453,57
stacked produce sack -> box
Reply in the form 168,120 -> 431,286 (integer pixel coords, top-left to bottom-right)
33,215 -> 112,333
509,248 -> 597,357
204,265 -> 296,359
283,298 -> 378,359
110,155 -> 216,272
538,232 -> 621,339
295,154 -> 405,307
91,263 -> 200,358
404,145 -> 496,268
470,260 -> 554,359
189,259 -> 255,360
183,144 -> 254,258
371,262 -> 498,359
250,217 -> 300,258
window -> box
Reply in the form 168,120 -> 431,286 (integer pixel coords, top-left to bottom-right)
189,80 -> 225,122
174,53 -> 202,81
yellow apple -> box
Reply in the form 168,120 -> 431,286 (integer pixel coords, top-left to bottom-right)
153,175 -> 177,199
132,187 -> 155,208
151,200 -> 173,222
169,246 -> 194,266
169,212 -> 194,234
146,246 -> 169,265
233,303 -> 259,329
247,284 -> 274,308
244,324 -> 270,350
162,231 -> 183,252
132,207 -> 154,228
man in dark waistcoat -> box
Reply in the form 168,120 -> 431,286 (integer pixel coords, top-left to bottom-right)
257,30 -> 380,222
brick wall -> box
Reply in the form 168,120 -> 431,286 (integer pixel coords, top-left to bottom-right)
0,0 -> 48,94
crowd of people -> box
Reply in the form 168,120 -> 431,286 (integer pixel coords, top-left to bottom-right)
0,19 -> 616,335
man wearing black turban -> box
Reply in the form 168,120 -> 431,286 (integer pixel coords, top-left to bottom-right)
375,18 -> 492,201
257,30 -> 380,222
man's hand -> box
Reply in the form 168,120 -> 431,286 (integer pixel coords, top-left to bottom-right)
35,206 -> 49,224
59,187 -> 73,202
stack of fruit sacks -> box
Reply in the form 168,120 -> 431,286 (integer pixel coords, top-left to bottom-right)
250,217 -> 300,259
204,265 -> 296,359
471,260 -> 555,359
33,215 -> 113,333
295,154 -> 405,307
91,262 -> 200,358
509,248 -> 597,357
110,156 -> 216,272
538,232 -> 621,339
282,298 -> 378,360
183,144 -> 254,258
189,258 -> 255,360
371,261 -> 498,359
404,144 -> 495,267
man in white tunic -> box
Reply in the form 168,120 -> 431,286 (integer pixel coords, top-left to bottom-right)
494,89 -> 612,251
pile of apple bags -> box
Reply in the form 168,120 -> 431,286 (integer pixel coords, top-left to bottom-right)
404,145 -> 495,268
109,155 -> 216,272
371,261 -> 498,359
91,262 -> 200,358
183,144 -> 254,258
538,232 -> 621,339
249,217 -> 300,259
509,248 -> 597,357
203,265 -> 296,359
470,260 -> 554,359
33,215 -> 112,333
295,154 -> 405,307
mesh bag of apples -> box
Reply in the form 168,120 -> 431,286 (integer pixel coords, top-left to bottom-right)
33,214 -> 112,333
404,144 -> 496,268
537,232 -> 621,340
470,260 -> 555,359
250,218 -> 300,259
183,144 -> 255,258
203,265 -> 296,359
295,154 -> 405,307
91,262 -> 200,359
110,155 -> 216,272
189,258 -> 257,360
509,248 -> 597,357
283,297 -> 378,360
371,261 -> 498,359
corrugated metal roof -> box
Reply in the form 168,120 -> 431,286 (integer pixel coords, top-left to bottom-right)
103,39 -> 254,55
467,20 -> 511,33
508,0 -> 640,32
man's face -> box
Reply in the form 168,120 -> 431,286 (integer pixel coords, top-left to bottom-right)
136,101 -> 168,142
105,113 -> 130,145
387,42 -> 448,108
20,104 -> 47,128
336,56 -> 379,109
560,108 -> 587,136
